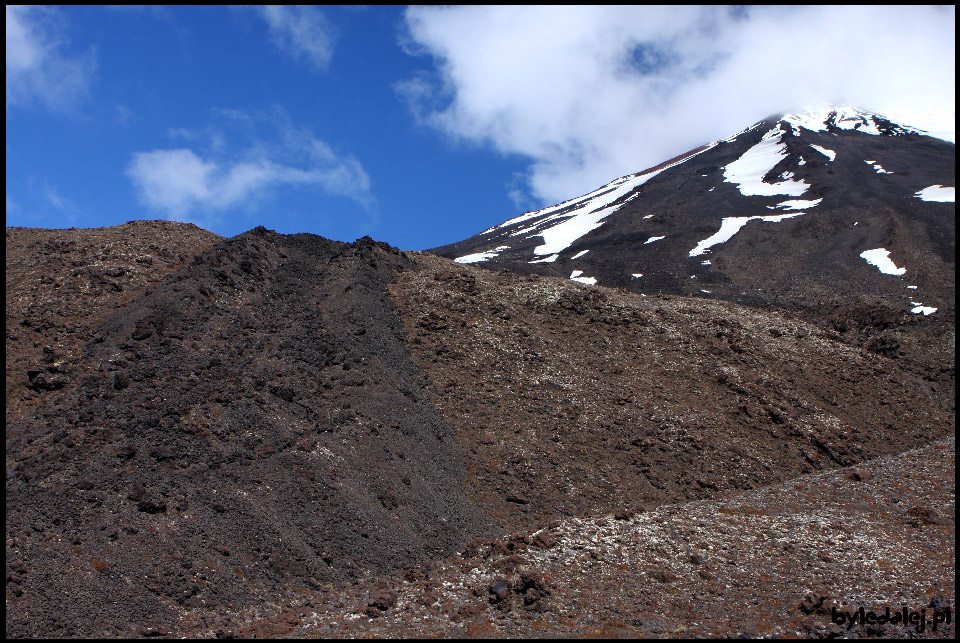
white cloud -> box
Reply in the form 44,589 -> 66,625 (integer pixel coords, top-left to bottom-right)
6,5 -> 95,111
128,149 -> 217,215
401,5 -> 956,208
44,183 -> 76,212
260,5 -> 334,70
127,110 -> 372,222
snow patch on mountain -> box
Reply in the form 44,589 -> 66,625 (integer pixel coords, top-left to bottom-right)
530,203 -> 620,256
485,180 -> 626,235
689,212 -> 805,257
570,270 -> 597,285
723,125 -> 810,197
910,302 -> 937,315
455,246 -> 510,264
484,166 -> 658,238
859,248 -> 906,275
768,198 -> 822,211
810,144 -> 836,161
914,185 -> 955,202
529,254 -> 559,264
644,236 -> 666,244
834,111 -> 882,135
515,144 -> 716,256
864,160 -> 893,174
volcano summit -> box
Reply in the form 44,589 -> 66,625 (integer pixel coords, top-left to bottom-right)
432,107 -> 955,318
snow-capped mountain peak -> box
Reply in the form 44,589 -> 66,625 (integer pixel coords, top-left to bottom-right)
780,105 -> 929,137
432,107 -> 955,316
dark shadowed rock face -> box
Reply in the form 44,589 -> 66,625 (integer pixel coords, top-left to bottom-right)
6,226 -> 494,638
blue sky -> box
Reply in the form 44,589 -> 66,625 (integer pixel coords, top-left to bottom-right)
6,6 -> 955,250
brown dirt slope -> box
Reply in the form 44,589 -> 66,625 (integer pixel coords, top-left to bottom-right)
6,221 -> 222,420
389,252 -> 954,532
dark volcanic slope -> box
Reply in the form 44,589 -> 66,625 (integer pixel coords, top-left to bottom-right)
432,108 -> 955,317
6,228 -> 493,638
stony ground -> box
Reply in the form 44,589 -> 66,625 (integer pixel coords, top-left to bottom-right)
282,436 -> 954,639
5,222 -> 954,638
390,253 -> 954,534
6,221 -> 222,420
